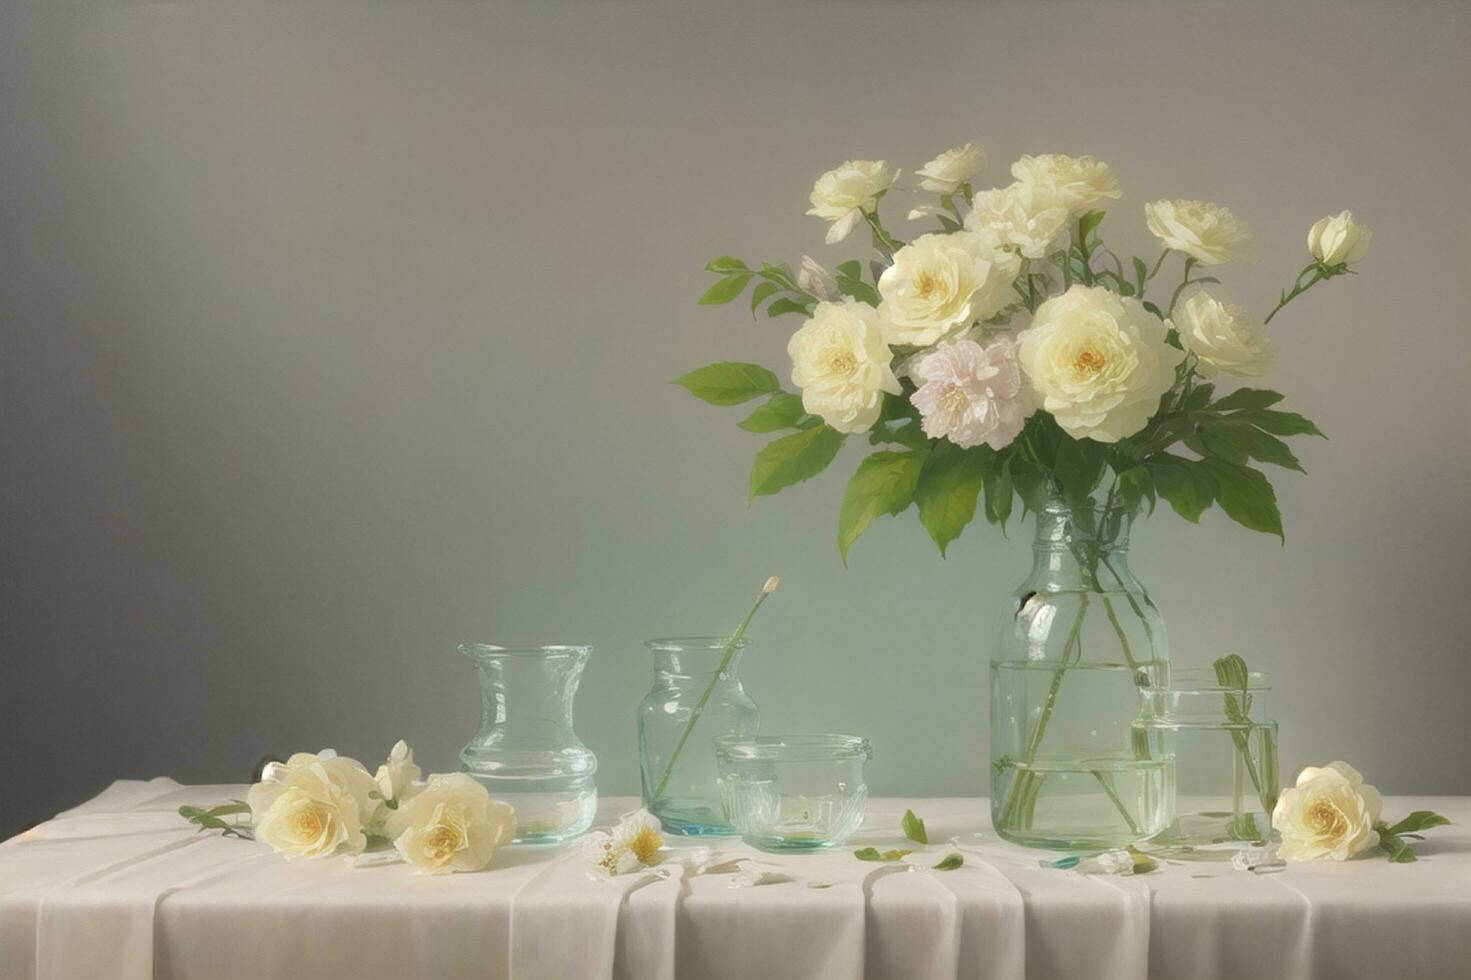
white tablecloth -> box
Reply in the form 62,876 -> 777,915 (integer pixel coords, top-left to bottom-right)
2,780 -> 1468,980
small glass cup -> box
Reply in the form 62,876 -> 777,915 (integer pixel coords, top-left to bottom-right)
714,734 -> 871,851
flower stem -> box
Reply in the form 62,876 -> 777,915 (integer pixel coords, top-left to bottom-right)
1264,262 -> 1335,324
651,577 -> 779,803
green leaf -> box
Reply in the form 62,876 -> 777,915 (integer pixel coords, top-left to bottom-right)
1183,383 -> 1216,412
705,256 -> 748,273
836,260 -> 862,281
1201,421 -> 1304,472
836,276 -> 881,306
1053,436 -> 1107,507
983,456 -> 1014,527
1211,388 -> 1285,413
1078,210 -> 1106,247
914,447 -> 988,556
838,451 -> 926,562
1116,466 -> 1155,515
1143,300 -> 1166,320
674,362 -> 780,406
1010,458 -> 1051,516
854,847 -> 912,862
749,426 -> 846,501
750,281 -> 779,314
766,297 -> 811,318
1132,256 -> 1148,293
902,808 -> 929,844
1387,811 -> 1452,836
933,853 -> 964,871
699,274 -> 754,305
738,392 -> 806,433
1378,832 -> 1417,863
1146,456 -> 1216,522
1252,410 -> 1326,438
1202,459 -> 1283,539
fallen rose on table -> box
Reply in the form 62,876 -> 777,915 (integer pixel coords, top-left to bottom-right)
1272,761 -> 1450,863
180,741 -> 516,875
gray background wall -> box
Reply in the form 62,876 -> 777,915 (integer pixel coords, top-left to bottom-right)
3,0 -> 1468,838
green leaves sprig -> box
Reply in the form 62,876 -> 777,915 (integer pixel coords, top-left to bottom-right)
699,256 -> 821,318
1374,811 -> 1452,863
179,801 -> 253,840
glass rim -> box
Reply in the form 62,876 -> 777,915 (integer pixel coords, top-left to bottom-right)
458,643 -> 593,661
714,733 -> 871,762
1163,667 -> 1271,691
645,636 -> 751,652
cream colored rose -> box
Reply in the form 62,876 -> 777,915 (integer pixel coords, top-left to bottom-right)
788,299 -> 901,433
250,750 -> 381,833
386,773 -> 516,875
966,182 -> 1071,259
1308,210 -> 1371,266
1175,290 -> 1275,378
374,740 -> 422,804
1010,154 -> 1121,216
917,143 -> 984,194
878,232 -> 1021,346
1273,761 -> 1383,861
1144,199 -> 1251,265
1018,285 -> 1184,443
249,760 -> 369,857
807,160 -> 892,244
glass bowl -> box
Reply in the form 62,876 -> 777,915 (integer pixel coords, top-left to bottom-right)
714,734 -> 871,851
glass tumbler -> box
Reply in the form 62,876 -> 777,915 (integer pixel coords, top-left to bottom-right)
458,644 -> 598,843
714,734 -> 871,851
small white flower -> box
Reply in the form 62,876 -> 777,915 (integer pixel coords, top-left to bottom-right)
807,160 -> 892,244
916,142 -> 985,194
966,182 -> 1071,259
1175,290 -> 1275,378
385,773 -> 516,875
1017,285 -> 1184,443
374,740 -> 422,805
1308,210 -> 1371,266
1145,199 -> 1252,266
910,334 -> 1033,450
788,299 -> 901,433
878,232 -> 1022,347
1273,761 -> 1383,862
1010,154 -> 1121,217
796,255 -> 836,301
589,808 -> 665,878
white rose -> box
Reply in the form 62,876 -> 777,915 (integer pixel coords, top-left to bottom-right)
1010,154 -> 1121,216
386,773 -> 516,875
1018,285 -> 1184,443
1308,210 -> 1371,266
807,160 -> 892,244
248,759 -> 369,858
250,750 -> 381,836
374,739 -> 422,804
1144,199 -> 1251,266
1175,290 -> 1275,378
966,182 -> 1071,259
788,299 -> 901,433
1273,761 -> 1383,862
877,232 -> 1022,346
916,142 -> 984,194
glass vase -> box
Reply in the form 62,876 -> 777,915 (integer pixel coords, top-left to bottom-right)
715,734 -> 871,851
1136,667 -> 1279,845
989,493 -> 1170,849
458,644 -> 598,843
638,637 -> 760,835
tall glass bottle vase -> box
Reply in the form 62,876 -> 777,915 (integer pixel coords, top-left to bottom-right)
990,494 -> 1170,849
459,644 -> 598,843
638,637 -> 760,835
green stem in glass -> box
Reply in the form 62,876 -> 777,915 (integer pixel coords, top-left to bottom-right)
651,577 -> 777,802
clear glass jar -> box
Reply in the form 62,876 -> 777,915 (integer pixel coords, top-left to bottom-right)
458,644 -> 598,843
990,493 -> 1171,849
714,734 -> 871,851
637,637 -> 760,835
1136,667 -> 1279,845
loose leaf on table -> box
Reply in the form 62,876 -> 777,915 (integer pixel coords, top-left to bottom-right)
749,425 -> 846,501
933,853 -> 964,871
738,392 -> 809,433
674,362 -> 780,406
854,847 -> 913,862
913,446 -> 989,556
838,450 -> 926,562
1201,459 -> 1284,540
1386,811 -> 1452,836
179,801 -> 253,840
902,808 -> 929,844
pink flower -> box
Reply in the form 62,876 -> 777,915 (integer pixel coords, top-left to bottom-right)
910,333 -> 1032,450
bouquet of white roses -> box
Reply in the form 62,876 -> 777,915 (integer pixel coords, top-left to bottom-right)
679,145 -> 1369,559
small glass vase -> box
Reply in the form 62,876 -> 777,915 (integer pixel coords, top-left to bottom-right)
637,637 -> 760,836
990,492 -> 1171,850
715,734 -> 871,851
1136,667 -> 1279,846
458,644 -> 598,843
